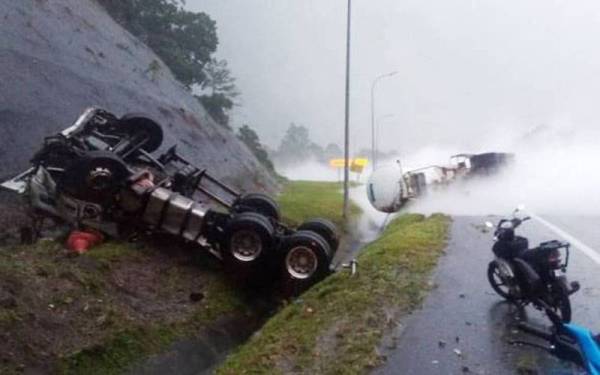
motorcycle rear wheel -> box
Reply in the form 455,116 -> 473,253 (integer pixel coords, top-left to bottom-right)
487,261 -> 519,302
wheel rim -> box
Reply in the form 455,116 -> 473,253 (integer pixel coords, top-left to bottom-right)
285,246 -> 318,280
230,230 -> 263,262
491,266 -> 514,297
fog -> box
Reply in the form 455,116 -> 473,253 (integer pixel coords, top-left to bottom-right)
376,124 -> 600,216
184,1 -> 600,216
187,0 -> 600,154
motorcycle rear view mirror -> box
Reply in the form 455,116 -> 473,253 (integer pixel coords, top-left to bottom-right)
485,221 -> 494,229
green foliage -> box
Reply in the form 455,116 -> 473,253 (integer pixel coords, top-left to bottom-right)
277,123 -> 311,162
217,214 -> 451,375
237,125 -> 275,171
274,124 -> 338,165
98,0 -> 239,128
98,0 -> 217,88
196,59 -> 240,128
196,92 -> 234,129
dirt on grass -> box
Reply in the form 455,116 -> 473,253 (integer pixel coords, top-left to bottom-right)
0,236 -> 253,375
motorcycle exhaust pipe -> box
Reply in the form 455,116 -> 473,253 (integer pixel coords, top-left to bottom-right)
518,322 -> 553,341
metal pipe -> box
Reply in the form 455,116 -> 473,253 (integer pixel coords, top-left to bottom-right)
343,0 -> 352,221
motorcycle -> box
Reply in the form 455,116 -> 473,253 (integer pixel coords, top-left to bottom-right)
514,302 -> 600,374
485,206 -> 580,322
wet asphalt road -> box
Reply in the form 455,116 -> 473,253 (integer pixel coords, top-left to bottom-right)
374,215 -> 600,375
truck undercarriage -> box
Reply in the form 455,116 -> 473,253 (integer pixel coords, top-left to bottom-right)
1,108 -> 340,294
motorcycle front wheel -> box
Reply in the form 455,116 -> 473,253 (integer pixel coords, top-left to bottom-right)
487,261 -> 519,302
547,280 -> 572,323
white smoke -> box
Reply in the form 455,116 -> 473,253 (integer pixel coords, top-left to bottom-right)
394,125 -> 600,216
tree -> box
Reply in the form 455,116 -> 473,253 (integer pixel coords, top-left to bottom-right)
99,0 -> 241,128
237,125 -> 275,171
98,0 -> 218,88
276,124 -> 311,163
196,93 -> 234,129
196,59 -> 240,129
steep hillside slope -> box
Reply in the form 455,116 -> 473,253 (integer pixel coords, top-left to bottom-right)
0,0 -> 275,192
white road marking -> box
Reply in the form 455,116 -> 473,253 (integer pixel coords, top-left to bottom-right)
531,213 -> 600,266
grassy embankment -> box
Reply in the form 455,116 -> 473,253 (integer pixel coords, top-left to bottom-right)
0,180 -> 359,374
218,213 -> 451,375
0,239 -> 248,375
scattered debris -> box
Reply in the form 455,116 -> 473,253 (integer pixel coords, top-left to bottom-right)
66,230 -> 104,254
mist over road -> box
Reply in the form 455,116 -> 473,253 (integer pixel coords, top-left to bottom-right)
374,215 -> 600,375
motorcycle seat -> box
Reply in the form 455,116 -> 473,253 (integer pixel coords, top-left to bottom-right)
512,258 -> 542,292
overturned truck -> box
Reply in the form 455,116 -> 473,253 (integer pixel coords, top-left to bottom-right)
367,152 -> 515,213
1,108 -> 339,293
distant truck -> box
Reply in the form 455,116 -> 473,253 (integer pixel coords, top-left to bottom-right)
367,152 -> 515,213
450,152 -> 515,177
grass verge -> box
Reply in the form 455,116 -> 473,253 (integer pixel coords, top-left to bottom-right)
217,213 -> 451,375
277,181 -> 361,230
0,240 -> 248,375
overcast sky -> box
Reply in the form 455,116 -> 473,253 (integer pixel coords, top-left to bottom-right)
186,0 -> 600,155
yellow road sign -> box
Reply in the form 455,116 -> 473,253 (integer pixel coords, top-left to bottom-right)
329,158 -> 369,172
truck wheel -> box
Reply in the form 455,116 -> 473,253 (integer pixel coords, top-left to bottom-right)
60,151 -> 130,203
280,231 -> 332,296
298,218 -> 339,252
232,193 -> 280,221
222,212 -> 275,269
120,114 -> 164,153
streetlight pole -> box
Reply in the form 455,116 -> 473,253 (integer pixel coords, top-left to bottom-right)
375,113 -> 394,160
342,0 -> 352,221
370,71 -> 397,170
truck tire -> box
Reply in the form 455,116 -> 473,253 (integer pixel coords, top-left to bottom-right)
280,231 -> 332,296
232,193 -> 280,221
298,218 -> 339,253
222,212 -> 275,270
60,151 -> 130,203
120,114 -> 164,153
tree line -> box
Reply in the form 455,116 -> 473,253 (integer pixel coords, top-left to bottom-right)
98,0 -> 278,171
97,0 -> 238,129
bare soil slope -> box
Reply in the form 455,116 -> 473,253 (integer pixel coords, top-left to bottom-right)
0,0 -> 275,191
